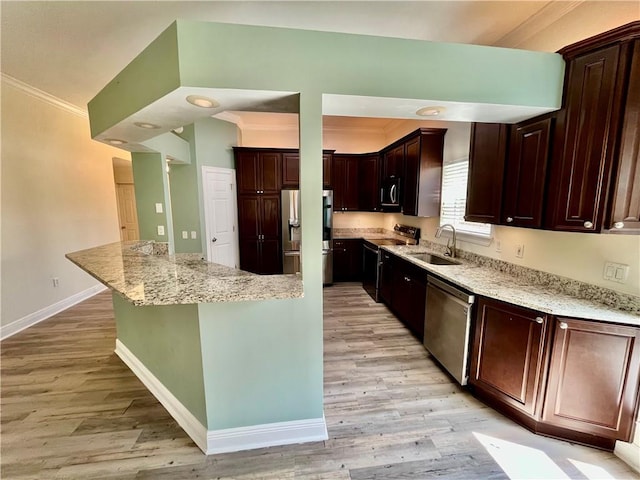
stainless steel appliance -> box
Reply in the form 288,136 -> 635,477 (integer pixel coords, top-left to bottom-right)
380,176 -> 401,211
424,275 -> 475,385
362,224 -> 420,301
322,190 -> 333,285
282,190 -> 302,274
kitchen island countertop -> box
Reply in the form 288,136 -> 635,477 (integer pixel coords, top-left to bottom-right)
384,244 -> 640,327
66,241 -> 303,306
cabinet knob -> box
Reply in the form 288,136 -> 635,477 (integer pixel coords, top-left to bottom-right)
613,222 -> 625,229
404,276 -> 411,282
559,322 -> 568,330
583,220 -> 593,229
535,316 -> 544,324
506,217 -> 514,223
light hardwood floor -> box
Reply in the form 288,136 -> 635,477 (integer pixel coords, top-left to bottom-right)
2,283 -> 638,479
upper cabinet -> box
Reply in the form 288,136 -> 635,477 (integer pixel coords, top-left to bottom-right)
358,154 -> 380,212
333,154 -> 360,212
465,22 -> 640,235
235,149 -> 282,194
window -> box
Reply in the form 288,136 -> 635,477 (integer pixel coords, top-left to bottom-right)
440,158 -> 492,243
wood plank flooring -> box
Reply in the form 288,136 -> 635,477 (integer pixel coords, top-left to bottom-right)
2,283 -> 638,479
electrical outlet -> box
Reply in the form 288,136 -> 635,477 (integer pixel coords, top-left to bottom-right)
495,240 -> 502,253
157,225 -> 165,236
515,244 -> 524,258
603,261 -> 629,284
190,231 -> 197,239
52,277 -> 59,287
182,231 -> 188,239
155,203 -> 163,213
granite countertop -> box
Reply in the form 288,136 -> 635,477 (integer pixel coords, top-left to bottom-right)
383,244 -> 640,327
66,241 -> 304,306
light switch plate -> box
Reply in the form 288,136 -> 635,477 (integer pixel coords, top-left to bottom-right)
190,231 -> 197,239
155,203 -> 163,213
604,261 -> 629,284
157,225 -> 165,236
495,240 -> 502,253
515,244 -> 524,258
182,231 -> 188,239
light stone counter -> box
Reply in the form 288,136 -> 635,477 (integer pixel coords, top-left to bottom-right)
66,241 -> 303,306
384,244 -> 640,326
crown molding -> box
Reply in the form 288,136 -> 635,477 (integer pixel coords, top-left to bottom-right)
1,73 -> 88,118
493,1 -> 584,48
213,111 -> 245,129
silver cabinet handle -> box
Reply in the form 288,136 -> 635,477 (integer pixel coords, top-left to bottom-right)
583,220 -> 593,229
535,317 -> 544,324
506,217 -> 514,223
211,237 -> 217,243
559,322 -> 568,330
404,276 -> 411,282
613,222 -> 625,229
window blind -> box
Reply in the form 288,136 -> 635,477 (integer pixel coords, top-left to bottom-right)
440,159 -> 492,238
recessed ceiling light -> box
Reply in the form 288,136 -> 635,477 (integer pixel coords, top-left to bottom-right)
416,106 -> 446,117
105,138 -> 128,145
134,122 -> 161,129
186,95 -> 219,109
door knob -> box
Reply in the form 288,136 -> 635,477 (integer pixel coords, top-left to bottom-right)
211,237 -> 217,243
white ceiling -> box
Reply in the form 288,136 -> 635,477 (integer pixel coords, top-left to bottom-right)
1,1 -> 638,133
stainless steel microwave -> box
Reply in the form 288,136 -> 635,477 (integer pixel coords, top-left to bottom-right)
380,176 -> 401,211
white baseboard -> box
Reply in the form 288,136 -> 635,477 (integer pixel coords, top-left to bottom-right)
1,284 -> 107,340
114,339 -> 328,455
615,438 -> 640,474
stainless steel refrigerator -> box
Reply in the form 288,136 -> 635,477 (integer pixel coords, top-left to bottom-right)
281,190 -> 333,285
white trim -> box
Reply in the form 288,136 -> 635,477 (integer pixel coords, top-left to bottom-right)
206,415 -> 328,455
615,427 -> 640,474
114,339 -> 328,455
1,284 -> 107,340
1,73 -> 88,118
114,339 -> 209,453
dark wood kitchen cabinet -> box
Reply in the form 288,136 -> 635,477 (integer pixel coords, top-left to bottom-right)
333,239 -> 362,281
502,115 -> 553,228
323,152 -> 333,189
546,23 -> 640,233
469,297 -> 549,420
237,195 -> 282,274
540,317 -> 640,447
235,148 -> 281,194
465,123 -> 508,224
281,152 -> 299,188
333,155 -> 360,212
382,144 -> 404,179
358,154 -> 380,212
384,254 -> 427,340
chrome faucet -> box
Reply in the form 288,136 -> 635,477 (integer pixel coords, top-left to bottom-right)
435,224 -> 457,258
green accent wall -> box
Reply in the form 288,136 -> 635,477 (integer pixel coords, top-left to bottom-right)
131,152 -> 172,243
112,293 -> 207,426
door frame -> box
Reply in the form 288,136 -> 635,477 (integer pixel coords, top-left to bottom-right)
201,166 -> 239,268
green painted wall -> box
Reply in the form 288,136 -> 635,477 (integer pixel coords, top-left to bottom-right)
131,152 -> 172,243
112,293 -> 207,426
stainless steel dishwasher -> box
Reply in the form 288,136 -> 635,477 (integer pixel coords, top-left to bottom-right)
423,275 -> 475,385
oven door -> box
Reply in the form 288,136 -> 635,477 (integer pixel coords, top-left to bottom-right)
362,242 -> 380,302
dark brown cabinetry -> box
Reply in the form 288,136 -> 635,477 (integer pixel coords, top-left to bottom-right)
235,149 -> 281,194
237,195 -> 282,274
378,250 -> 394,305
333,239 -> 362,281
541,317 -> 640,446
323,152 -> 333,189
358,154 -> 380,212
281,152 -> 299,188
333,155 -> 360,212
470,297 -> 549,419
382,145 -> 404,179
465,123 -> 508,224
503,116 -> 553,228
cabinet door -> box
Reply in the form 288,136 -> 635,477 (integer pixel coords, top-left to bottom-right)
332,240 -> 349,281
260,195 -> 281,238
323,153 -> 333,189
390,258 -> 427,340
358,154 -> 380,212
465,123 -> 508,224
546,44 -> 623,232
259,239 -> 283,275
402,136 -> 420,216
343,157 -> 360,211
332,156 -> 346,211
379,251 -> 394,305
281,153 -> 299,188
542,318 -> 640,442
470,298 -> 548,417
608,40 -> 640,233
503,117 -> 552,228
259,152 -> 282,193
236,151 -> 260,194
239,238 -> 261,273
346,239 -> 362,280
383,145 -> 404,178
237,196 -> 261,238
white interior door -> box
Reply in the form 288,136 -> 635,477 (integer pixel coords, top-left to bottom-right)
202,167 -> 238,268
116,183 -> 139,241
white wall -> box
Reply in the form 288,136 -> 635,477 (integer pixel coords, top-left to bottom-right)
1,78 -> 125,329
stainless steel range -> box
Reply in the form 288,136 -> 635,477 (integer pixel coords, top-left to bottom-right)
362,224 -> 420,302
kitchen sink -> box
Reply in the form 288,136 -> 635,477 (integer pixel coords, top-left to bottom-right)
408,253 -> 460,266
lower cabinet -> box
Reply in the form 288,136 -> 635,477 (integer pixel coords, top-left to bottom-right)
238,238 -> 282,275
379,250 -> 394,305
469,296 -> 640,448
333,239 -> 362,282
